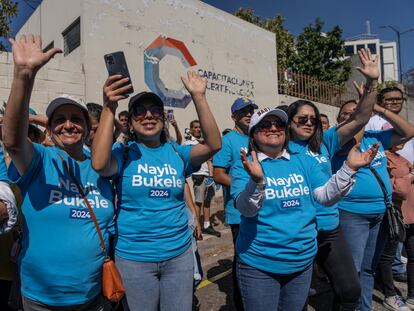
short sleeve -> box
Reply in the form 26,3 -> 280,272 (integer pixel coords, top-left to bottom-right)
175,144 -> 195,178
368,129 -> 394,151
111,142 -> 126,177
323,127 -> 341,158
8,143 -> 45,191
213,136 -> 232,169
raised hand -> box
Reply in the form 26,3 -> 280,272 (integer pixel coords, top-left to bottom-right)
181,71 -> 207,97
346,143 -> 379,170
103,75 -> 132,110
352,80 -> 364,99
240,149 -> 264,183
9,34 -> 62,75
356,48 -> 379,81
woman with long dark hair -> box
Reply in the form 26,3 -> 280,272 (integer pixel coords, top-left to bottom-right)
92,72 -> 221,311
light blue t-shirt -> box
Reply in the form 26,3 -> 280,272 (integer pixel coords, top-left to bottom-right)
113,141 -> 194,262
331,129 -> 393,214
8,144 -> 114,306
288,127 -> 342,231
0,147 -> 9,182
236,153 -> 328,274
212,130 -> 249,225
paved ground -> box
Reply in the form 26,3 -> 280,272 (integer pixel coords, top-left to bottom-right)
193,194 -> 406,310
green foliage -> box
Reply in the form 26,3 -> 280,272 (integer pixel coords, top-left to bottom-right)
290,18 -> 351,85
234,10 -> 351,86
0,0 -> 18,51
377,80 -> 400,93
234,8 -> 295,70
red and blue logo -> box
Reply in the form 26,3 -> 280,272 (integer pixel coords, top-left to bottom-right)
144,36 -> 197,108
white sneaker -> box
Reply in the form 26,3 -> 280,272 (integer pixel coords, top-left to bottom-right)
405,297 -> 414,310
384,295 -> 411,311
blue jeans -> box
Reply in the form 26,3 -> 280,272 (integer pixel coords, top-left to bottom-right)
116,247 -> 193,311
236,257 -> 312,311
392,242 -> 406,274
339,210 -> 387,311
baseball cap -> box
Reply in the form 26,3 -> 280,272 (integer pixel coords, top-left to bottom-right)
231,97 -> 258,114
46,94 -> 88,119
248,107 -> 288,134
128,92 -> 164,111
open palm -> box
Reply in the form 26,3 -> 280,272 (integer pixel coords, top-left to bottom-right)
356,48 -> 379,80
240,150 -> 264,183
10,34 -> 62,73
347,143 -> 379,170
181,71 -> 207,96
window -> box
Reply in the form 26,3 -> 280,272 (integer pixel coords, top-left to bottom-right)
43,41 -> 54,53
345,45 -> 354,56
367,43 -> 377,54
62,17 -> 80,56
356,44 -> 365,53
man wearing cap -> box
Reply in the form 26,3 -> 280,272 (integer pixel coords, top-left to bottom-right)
212,97 -> 257,310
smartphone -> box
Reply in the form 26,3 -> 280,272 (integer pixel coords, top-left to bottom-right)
104,51 -> 134,95
167,109 -> 174,122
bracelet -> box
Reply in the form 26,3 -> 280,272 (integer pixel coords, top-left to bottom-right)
378,109 -> 387,118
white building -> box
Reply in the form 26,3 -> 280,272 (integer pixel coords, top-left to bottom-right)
1,0 -> 279,131
344,35 -> 398,83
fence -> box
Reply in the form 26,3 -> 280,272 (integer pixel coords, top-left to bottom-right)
278,68 -> 357,107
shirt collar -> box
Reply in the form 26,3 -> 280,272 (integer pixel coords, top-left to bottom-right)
257,149 -> 290,162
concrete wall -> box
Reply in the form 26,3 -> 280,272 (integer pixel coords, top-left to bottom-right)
0,52 -> 85,112
15,0 -> 278,132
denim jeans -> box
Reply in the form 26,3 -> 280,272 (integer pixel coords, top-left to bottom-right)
339,210 -> 387,311
116,247 -> 193,311
392,242 -> 406,274
316,226 -> 361,310
236,257 -> 312,311
22,294 -> 109,311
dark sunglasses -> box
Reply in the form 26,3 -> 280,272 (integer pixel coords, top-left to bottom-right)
256,119 -> 286,132
132,105 -> 163,120
293,116 -> 318,126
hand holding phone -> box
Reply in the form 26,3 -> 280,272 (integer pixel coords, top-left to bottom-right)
104,51 -> 134,96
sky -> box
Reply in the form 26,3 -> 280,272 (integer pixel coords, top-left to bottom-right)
203,0 -> 414,76
3,0 -> 414,76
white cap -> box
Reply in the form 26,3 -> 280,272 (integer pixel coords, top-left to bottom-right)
248,107 -> 288,134
46,94 -> 88,119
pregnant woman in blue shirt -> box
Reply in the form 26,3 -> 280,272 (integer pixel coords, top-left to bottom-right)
235,107 -> 378,311
92,72 -> 221,311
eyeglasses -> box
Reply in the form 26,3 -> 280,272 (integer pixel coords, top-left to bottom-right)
255,119 -> 286,132
293,116 -> 318,126
132,105 -> 163,120
384,97 -> 404,105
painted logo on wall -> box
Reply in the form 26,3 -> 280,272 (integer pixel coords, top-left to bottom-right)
144,35 -> 197,109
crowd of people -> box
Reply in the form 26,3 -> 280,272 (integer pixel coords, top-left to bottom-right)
1,34 -> 414,311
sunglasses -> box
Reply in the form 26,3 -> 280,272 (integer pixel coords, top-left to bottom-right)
293,116 -> 318,126
132,105 -> 163,120
255,119 -> 286,132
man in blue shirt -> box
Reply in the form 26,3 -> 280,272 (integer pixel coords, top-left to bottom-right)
213,97 -> 258,310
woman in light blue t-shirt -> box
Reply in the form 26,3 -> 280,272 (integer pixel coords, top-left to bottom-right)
92,72 -> 221,311
285,48 -> 379,311
3,35 -> 114,311
235,107 -> 378,311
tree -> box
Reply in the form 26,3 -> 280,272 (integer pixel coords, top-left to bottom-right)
290,18 -> 351,86
234,8 -> 295,70
0,0 -> 18,51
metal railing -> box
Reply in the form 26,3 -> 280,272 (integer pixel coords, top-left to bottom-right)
278,68 -> 357,107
